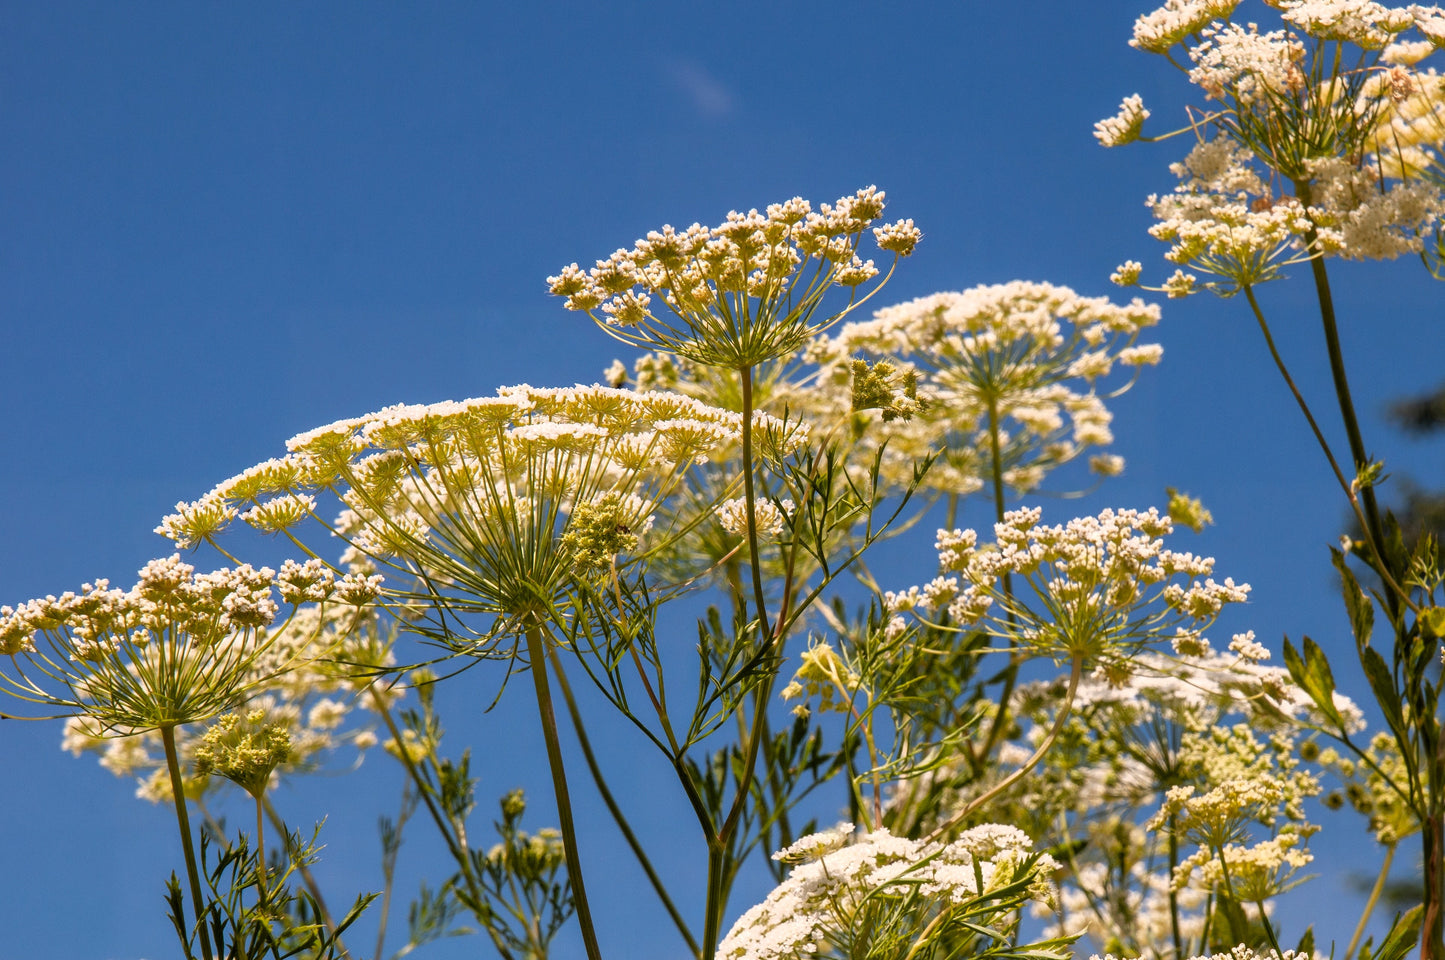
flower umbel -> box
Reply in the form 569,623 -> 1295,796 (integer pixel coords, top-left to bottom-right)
548,188 -> 920,369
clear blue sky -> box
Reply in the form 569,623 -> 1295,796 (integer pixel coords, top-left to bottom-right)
2,3 -> 1440,957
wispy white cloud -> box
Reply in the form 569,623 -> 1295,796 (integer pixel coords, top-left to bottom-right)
665,59 -> 736,118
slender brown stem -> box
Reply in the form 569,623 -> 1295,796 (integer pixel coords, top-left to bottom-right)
161,723 -> 215,960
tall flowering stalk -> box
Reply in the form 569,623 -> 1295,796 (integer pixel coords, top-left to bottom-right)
1105,0 -> 1445,953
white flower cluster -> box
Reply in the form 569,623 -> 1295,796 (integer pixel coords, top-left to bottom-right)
1095,947 -> 1310,960
1118,0 -> 1445,285
0,556 -> 358,737
1095,94 -> 1151,146
548,188 -> 920,367
888,507 -> 1250,660
1147,139 -> 1317,291
717,825 -> 1057,960
1187,22 -> 1305,103
159,385 -> 816,625
0,556 -> 279,658
1130,0 -> 1242,53
716,496 -> 793,538
61,597 -> 392,804
803,282 -> 1161,497
159,385 -> 804,582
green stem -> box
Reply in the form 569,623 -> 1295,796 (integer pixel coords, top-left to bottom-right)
371,786 -> 411,960
370,687 -> 508,957
701,363 -> 783,960
738,365 -> 772,640
548,647 -> 701,958
975,394 -> 1021,770
1299,236 -> 1389,563
161,723 -> 215,960
1346,842 -> 1396,960
702,844 -> 728,960
262,797 -> 345,956
254,795 -> 268,902
1169,813 -> 1184,960
525,623 -> 603,960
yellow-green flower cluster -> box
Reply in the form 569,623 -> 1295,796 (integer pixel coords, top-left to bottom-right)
59,597 -> 391,804
193,708 -> 293,798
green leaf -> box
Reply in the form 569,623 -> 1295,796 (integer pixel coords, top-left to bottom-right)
1331,547 -> 1375,650
1284,635 -> 1345,728
1361,644 -> 1407,743
1296,926 -> 1315,958
1372,904 -> 1424,960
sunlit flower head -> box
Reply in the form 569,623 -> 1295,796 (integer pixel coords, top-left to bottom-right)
159,384 -> 800,640
548,188 -> 921,369
804,282 -> 1162,498
887,506 -> 1250,662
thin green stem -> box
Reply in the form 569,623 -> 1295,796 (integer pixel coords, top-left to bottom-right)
371,786 -> 411,960
702,363 -> 785,959
261,796 -> 346,957
548,647 -> 701,959
254,795 -> 269,903
975,395 -> 1022,770
525,623 -> 603,960
738,366 -> 772,640
1346,842 -> 1396,960
1242,286 -> 1421,613
161,723 -> 215,960
1298,232 -> 1389,564
1169,813 -> 1184,960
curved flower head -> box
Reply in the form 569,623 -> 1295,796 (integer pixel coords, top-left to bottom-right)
0,557 -> 308,733
158,384 -> 789,641
548,188 -> 921,370
804,282 -> 1162,498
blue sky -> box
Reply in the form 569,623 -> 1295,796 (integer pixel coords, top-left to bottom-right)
2,2 -> 1441,957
